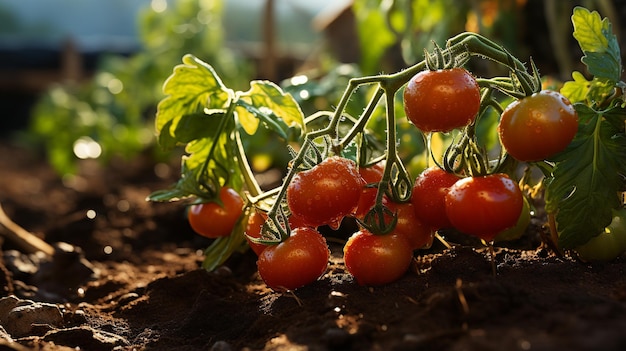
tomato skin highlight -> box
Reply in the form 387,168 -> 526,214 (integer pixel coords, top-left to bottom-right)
498,90 -> 578,162
410,167 -> 460,230
444,174 -> 523,242
257,227 -> 330,291
343,230 -> 413,286
188,187 -> 244,238
287,156 -> 365,229
403,68 -> 480,133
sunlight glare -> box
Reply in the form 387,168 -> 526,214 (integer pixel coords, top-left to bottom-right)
73,136 -> 102,159
151,0 -> 167,13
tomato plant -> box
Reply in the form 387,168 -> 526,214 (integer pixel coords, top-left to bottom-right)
188,187 -> 244,239
149,6 -> 626,287
287,156 -> 365,229
403,68 -> 480,133
257,227 -> 329,291
343,229 -> 413,286
498,90 -> 578,162
445,174 -> 524,242
410,166 -> 460,231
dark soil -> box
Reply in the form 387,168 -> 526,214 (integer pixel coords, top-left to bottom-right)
1,141 -> 626,351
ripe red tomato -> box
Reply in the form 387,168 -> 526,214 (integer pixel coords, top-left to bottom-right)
493,196 -> 531,242
353,161 -> 386,219
403,68 -> 480,133
384,199 -> 433,250
410,167 -> 460,230
287,156 -> 365,229
444,174 -> 523,242
257,227 -> 330,291
498,90 -> 578,162
188,187 -> 244,238
343,229 -> 413,286
244,211 -> 268,256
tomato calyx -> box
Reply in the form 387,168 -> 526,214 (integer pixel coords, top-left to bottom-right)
357,204 -> 398,236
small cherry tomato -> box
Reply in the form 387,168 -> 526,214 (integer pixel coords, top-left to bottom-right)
403,68 -> 481,133
353,161 -> 386,219
287,156 -> 365,229
384,199 -> 434,250
257,227 -> 330,291
343,229 -> 413,286
410,167 -> 460,230
188,187 -> 244,238
244,211 -> 269,256
498,90 -> 578,162
444,174 -> 523,242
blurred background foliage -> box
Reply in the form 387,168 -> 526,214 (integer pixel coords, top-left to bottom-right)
0,0 -> 623,176
25,0 -> 250,174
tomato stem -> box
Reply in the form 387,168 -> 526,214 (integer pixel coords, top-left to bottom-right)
338,87 -> 385,150
197,95 -> 238,198
234,131 -> 262,198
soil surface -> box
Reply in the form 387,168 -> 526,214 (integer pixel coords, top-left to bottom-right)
1,141 -> 626,351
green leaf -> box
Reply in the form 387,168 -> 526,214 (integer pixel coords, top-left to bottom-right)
235,80 -> 305,136
571,7 -> 621,82
587,77 -> 617,105
603,103 -> 626,130
561,73 -> 617,107
561,71 -> 590,103
156,54 -> 231,148
545,103 -> 626,249
171,110 -> 227,144
202,212 -> 248,271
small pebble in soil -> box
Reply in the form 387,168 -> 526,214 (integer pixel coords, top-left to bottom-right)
1,296 -> 64,337
210,340 -> 233,351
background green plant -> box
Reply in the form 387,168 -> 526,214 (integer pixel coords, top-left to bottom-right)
27,0 -> 250,175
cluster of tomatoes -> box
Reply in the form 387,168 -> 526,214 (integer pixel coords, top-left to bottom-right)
187,67 -> 578,291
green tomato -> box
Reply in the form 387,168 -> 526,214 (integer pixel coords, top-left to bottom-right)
574,207 -> 626,262
494,196 -> 531,242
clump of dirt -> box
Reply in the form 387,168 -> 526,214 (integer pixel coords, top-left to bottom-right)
1,142 -> 626,351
